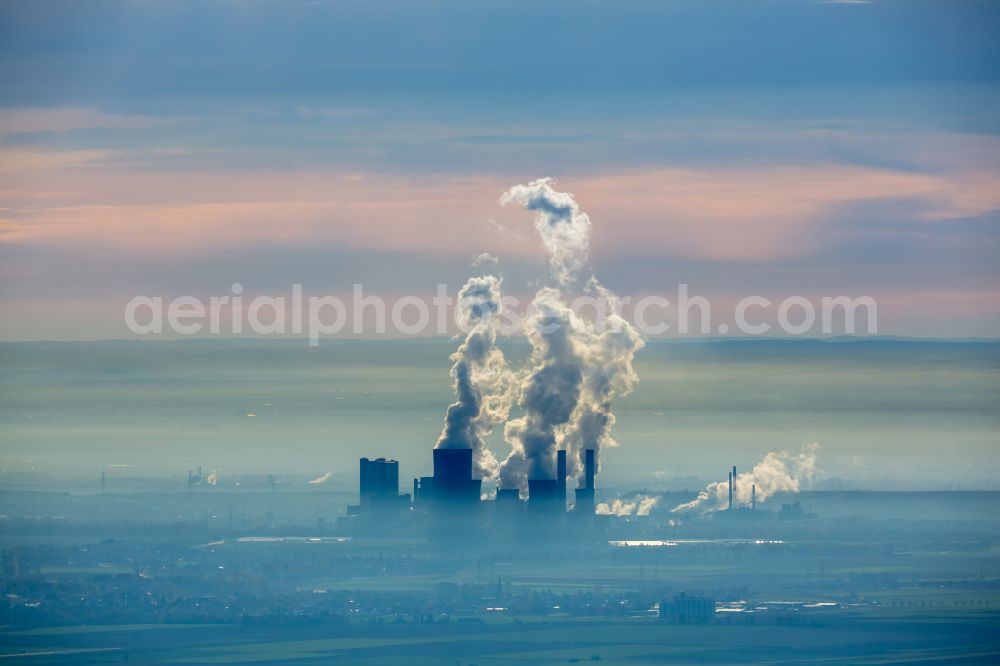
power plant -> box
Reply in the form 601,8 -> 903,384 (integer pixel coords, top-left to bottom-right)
725,463 -> 758,513
346,444 -> 600,535
332,180 -> 646,537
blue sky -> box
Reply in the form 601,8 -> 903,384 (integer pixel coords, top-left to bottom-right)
1,0 -> 999,339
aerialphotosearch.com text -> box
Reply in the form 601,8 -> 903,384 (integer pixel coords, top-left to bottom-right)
124,283 -> 878,345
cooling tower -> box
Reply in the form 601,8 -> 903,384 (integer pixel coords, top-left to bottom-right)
432,448 -> 481,504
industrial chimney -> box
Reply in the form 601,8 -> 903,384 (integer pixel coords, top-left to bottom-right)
585,448 -> 595,492
557,449 -> 567,510
573,448 -> 596,515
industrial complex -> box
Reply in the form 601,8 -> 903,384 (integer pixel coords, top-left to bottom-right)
346,445 -> 599,533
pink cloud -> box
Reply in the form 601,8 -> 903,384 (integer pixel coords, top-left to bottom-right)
578,166 -> 1000,260
2,159 -> 998,262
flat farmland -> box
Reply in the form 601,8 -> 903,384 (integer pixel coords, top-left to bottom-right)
3,611 -> 999,665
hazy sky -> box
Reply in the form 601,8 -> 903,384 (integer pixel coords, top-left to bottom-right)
2,0 -> 999,339
3,339 -> 997,488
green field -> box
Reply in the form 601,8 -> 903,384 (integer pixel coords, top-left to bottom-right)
2,612 -> 998,665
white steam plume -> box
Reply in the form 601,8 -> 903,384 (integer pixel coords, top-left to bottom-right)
500,178 -> 591,286
497,179 -> 643,492
672,443 -> 820,514
499,290 -> 585,489
597,495 -> 659,517
436,274 -> 513,481
308,472 -> 333,485
562,281 -> 644,480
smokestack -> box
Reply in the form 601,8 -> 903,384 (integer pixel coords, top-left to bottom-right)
574,448 -> 597,516
585,448 -> 595,491
752,484 -> 756,511
728,471 -> 733,511
557,450 -> 567,509
732,466 -> 737,509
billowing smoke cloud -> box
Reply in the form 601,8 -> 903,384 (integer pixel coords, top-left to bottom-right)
672,443 -> 820,514
597,495 -> 659,517
562,283 -> 644,480
308,472 -> 333,485
499,290 -> 585,488
498,179 -> 643,492
500,178 -> 591,286
206,470 -> 219,486
436,274 -> 513,481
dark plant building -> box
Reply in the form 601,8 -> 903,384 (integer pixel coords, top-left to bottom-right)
660,592 -> 716,624
348,457 -> 408,518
